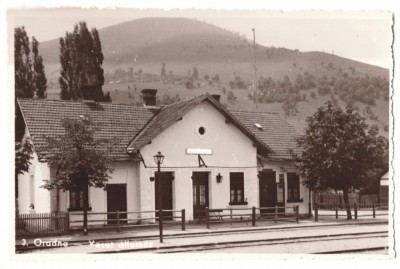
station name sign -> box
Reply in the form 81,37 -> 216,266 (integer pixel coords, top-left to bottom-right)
186,148 -> 213,155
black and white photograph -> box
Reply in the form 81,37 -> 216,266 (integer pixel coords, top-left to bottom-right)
2,0 -> 397,264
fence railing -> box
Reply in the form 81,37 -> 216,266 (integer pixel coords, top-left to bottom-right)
16,212 -> 69,238
314,193 -> 379,208
197,206 -> 299,229
314,202 -> 388,222
69,209 -> 186,233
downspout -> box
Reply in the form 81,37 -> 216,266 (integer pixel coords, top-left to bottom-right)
308,188 -> 312,217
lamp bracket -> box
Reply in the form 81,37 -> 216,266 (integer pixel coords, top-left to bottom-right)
198,154 -> 207,168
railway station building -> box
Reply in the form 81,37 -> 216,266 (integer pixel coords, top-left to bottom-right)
17,89 -> 310,223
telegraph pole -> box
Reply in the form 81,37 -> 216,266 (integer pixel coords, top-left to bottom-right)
252,28 -> 258,110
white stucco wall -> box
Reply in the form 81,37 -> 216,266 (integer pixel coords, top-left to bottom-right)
57,161 -> 140,226
18,152 -> 51,214
139,101 -> 258,220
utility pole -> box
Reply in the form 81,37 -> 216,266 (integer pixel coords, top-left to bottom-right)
252,28 -> 258,110
154,152 -> 165,243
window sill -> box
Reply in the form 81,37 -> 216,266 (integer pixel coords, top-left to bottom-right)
68,207 -> 92,212
229,201 -> 248,206
286,199 -> 303,203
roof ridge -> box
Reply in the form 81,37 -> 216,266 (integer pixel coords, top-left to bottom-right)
229,109 -> 280,115
159,93 -> 207,109
17,98 -> 148,108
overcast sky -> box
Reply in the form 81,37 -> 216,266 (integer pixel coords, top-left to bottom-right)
7,9 -> 393,69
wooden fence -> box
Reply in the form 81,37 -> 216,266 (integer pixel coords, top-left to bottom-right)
69,209 -> 186,232
314,193 -> 378,209
314,202 -> 388,221
16,212 -> 69,238
197,206 -> 299,229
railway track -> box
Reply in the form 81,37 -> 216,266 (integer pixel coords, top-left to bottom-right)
314,246 -> 389,254
144,231 -> 388,254
17,224 -> 388,254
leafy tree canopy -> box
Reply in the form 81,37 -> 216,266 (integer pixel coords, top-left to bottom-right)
295,101 -> 387,218
15,27 -> 47,99
295,101 -> 387,192
59,21 -> 109,102
15,138 -> 33,175
41,118 -> 116,191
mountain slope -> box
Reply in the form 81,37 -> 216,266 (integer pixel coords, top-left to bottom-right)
39,17 -> 389,137
39,17 -> 388,78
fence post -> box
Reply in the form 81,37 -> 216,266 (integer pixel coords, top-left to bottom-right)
372,202 -> 376,219
116,211 -> 120,232
230,207 -> 233,225
252,207 -> 256,227
296,205 -> 299,224
354,203 -> 358,220
335,203 -> 338,219
181,209 -> 186,231
274,206 -> 278,223
66,212 -> 70,234
67,212 -> 71,233
315,203 -> 319,222
205,207 -> 210,229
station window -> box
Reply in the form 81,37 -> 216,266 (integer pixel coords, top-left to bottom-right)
69,186 -> 90,211
229,172 -> 246,205
287,172 -> 300,202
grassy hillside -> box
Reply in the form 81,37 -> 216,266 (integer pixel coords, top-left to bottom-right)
41,17 -> 390,137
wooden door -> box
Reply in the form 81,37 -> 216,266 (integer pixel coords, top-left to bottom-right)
259,170 -> 277,214
107,184 -> 127,224
192,172 -> 209,219
155,172 -> 174,220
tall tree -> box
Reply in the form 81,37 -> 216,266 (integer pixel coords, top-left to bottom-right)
161,62 -> 166,76
15,27 -> 47,99
192,66 -> 199,80
58,22 -> 109,102
32,37 -> 47,98
42,118 -> 116,234
15,27 -> 34,98
295,102 -> 387,219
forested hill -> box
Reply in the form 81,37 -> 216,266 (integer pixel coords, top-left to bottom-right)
40,17 -> 388,76
40,17 -> 390,137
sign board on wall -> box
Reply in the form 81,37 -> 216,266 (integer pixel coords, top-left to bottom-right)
186,148 -> 212,155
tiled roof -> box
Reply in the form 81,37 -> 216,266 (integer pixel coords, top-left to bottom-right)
18,96 -> 301,161
127,93 -> 274,154
127,94 -> 206,152
17,99 -> 154,160
230,110 -> 302,160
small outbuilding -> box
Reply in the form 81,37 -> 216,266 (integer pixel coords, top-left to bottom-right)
380,171 -> 389,204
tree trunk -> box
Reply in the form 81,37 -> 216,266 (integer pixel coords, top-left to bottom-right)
56,187 -> 60,213
83,177 -> 88,235
343,188 -> 352,220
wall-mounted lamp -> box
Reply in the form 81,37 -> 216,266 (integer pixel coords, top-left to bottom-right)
216,173 -> 223,183
150,176 -> 155,182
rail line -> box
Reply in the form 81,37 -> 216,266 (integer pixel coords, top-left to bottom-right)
145,232 -> 388,254
314,246 -> 389,254
17,224 -> 388,254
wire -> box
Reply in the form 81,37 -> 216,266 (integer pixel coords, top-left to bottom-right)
143,165 -> 263,169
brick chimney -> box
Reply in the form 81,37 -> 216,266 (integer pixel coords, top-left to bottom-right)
211,94 -> 221,103
141,89 -> 157,107
81,85 -> 98,103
